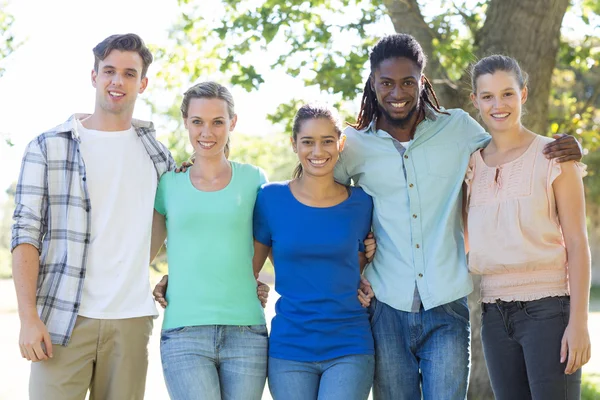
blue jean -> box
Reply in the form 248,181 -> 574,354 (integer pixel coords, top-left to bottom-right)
268,354 -> 375,400
482,296 -> 581,400
160,325 -> 268,400
368,296 -> 471,400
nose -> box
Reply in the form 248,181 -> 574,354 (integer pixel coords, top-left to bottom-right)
111,73 -> 124,87
312,142 -> 326,156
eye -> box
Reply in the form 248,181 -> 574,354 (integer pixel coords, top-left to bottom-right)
503,92 -> 514,97
127,72 -> 136,77
104,70 -> 114,75
482,95 -> 492,100
381,81 -> 392,87
403,81 -> 415,86
214,120 -> 224,125
192,120 -> 202,125
301,140 -> 313,145
324,139 -> 335,144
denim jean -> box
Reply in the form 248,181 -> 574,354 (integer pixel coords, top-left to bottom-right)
368,296 -> 471,400
481,296 -> 581,400
160,325 -> 268,400
268,354 -> 375,400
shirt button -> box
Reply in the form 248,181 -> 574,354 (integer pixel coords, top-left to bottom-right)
404,155 -> 408,159
416,244 -> 420,249
413,214 -> 417,218
82,177 -> 86,181
409,183 -> 414,188
418,273 -> 423,278
84,239 -> 90,244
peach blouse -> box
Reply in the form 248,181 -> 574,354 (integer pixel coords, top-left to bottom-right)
465,135 -> 586,303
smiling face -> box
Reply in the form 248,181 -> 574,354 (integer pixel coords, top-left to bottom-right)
371,56 -> 423,127
470,70 -> 528,133
184,97 -> 236,158
91,50 -> 148,117
292,117 -> 345,179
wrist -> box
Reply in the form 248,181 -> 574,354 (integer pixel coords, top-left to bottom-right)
18,307 -> 39,320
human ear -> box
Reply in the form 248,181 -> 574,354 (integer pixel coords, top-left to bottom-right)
470,93 -> 480,110
138,76 -> 149,94
230,114 -> 238,131
339,134 -> 347,152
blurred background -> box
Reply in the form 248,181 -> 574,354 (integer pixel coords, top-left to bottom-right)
0,0 -> 599,398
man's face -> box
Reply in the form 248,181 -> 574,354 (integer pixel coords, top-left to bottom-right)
371,57 -> 423,127
91,50 -> 148,116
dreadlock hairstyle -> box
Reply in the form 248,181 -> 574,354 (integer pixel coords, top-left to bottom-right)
353,33 -> 448,131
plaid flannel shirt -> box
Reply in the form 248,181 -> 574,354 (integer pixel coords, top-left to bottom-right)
11,114 -> 175,346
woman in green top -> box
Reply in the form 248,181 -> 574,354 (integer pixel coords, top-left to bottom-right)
150,82 -> 268,400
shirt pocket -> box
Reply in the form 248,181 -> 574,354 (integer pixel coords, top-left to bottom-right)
424,143 -> 462,179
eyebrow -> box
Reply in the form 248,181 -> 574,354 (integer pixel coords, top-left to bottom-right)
479,87 -> 517,94
189,116 -> 227,120
299,135 -> 337,139
379,75 -> 417,81
101,65 -> 139,74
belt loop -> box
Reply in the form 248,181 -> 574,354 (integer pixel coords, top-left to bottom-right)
516,301 -> 524,309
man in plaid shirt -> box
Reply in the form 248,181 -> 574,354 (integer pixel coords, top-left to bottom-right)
11,33 -> 175,399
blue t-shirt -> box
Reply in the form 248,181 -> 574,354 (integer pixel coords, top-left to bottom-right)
253,181 -> 374,361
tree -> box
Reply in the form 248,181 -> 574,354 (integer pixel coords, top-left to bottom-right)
152,1 -> 599,396
0,1 -> 22,146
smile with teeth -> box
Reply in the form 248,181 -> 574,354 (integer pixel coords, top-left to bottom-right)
390,101 -> 408,108
109,91 -> 124,97
198,141 -> 216,149
308,158 -> 329,166
491,112 -> 510,118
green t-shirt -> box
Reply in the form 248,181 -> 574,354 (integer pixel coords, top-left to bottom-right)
154,161 -> 267,329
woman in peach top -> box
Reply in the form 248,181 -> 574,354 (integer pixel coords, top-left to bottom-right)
465,55 -> 591,399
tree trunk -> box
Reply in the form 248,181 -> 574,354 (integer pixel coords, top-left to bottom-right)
382,0 -> 569,398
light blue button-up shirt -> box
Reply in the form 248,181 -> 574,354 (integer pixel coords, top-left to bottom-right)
335,108 -> 490,311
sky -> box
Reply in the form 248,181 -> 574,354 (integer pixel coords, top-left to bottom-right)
0,0 -> 596,204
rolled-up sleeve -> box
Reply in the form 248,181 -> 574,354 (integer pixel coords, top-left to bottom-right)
11,138 -> 48,252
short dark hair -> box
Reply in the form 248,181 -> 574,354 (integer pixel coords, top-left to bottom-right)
93,33 -> 153,78
471,55 -> 528,94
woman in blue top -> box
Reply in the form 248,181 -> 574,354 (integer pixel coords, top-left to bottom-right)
253,103 -> 375,400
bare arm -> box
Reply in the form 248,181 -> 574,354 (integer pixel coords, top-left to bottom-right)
553,161 -> 591,374
462,182 -> 470,254
150,210 -> 167,263
13,243 -> 53,362
253,240 -> 271,279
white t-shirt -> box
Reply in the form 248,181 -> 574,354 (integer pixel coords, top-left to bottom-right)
76,119 -> 158,319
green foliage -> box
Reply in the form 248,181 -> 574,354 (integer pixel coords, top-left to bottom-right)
229,132 -> 297,182
0,2 -> 21,78
582,373 -> 600,400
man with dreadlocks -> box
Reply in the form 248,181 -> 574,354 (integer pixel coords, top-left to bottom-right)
335,33 -> 581,399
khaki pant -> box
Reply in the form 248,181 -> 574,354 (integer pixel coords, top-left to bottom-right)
30,315 -> 153,400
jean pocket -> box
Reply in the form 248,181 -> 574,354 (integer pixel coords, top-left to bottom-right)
160,326 -> 188,341
442,297 -> 470,324
368,297 -> 382,327
522,297 -> 563,320
243,324 -> 268,337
